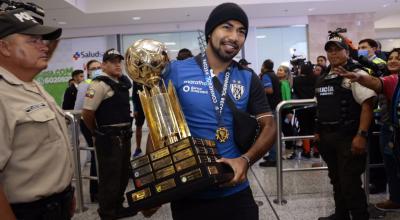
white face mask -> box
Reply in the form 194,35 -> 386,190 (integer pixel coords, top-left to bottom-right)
91,69 -> 102,78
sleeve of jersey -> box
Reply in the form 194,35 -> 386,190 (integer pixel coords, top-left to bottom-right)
0,98 -> 13,171
352,70 -> 377,105
83,81 -> 106,111
262,74 -> 272,88
162,61 -> 180,89
248,72 -> 271,115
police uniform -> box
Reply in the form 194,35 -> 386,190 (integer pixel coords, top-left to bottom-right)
83,73 -> 133,219
0,67 -> 74,219
315,61 -> 376,220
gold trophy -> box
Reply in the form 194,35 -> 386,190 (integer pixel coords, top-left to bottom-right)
125,39 -> 190,150
124,39 -> 233,210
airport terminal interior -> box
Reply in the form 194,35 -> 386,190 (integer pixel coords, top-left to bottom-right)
3,0 -> 400,219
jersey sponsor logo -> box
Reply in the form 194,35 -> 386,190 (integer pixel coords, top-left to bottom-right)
317,86 -> 334,96
85,88 -> 96,98
182,80 -> 208,95
230,80 -> 244,100
24,103 -> 46,113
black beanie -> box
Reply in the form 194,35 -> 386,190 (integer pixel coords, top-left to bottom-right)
205,2 -> 249,42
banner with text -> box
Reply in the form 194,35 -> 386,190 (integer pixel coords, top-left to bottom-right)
35,36 -> 112,106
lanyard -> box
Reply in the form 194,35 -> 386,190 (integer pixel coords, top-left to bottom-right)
200,52 -> 231,125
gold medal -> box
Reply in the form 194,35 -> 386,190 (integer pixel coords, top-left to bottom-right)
215,127 -> 229,143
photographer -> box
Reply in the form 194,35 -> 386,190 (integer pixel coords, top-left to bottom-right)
293,62 -> 318,158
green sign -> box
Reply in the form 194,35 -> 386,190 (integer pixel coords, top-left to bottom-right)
36,67 -> 73,106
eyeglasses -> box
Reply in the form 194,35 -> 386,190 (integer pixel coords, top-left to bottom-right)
88,67 -> 101,71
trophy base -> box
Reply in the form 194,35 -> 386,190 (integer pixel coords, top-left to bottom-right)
126,137 -> 233,210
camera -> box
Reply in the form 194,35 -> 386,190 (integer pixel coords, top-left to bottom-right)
328,27 -> 347,40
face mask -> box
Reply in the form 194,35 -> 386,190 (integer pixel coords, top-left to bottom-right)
91,69 -> 102,78
358,49 -> 369,58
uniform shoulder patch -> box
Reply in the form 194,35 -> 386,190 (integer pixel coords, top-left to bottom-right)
85,88 -> 96,98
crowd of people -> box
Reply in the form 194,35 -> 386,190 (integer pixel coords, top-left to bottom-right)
0,2 -> 399,220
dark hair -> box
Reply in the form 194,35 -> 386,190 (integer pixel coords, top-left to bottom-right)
358,38 -> 378,49
317,55 -> 327,62
176,48 -> 193,60
388,48 -> 400,58
86,59 -> 100,70
71,69 -> 83,78
300,61 -> 313,76
261,59 -> 274,73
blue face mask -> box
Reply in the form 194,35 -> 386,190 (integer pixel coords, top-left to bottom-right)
358,49 -> 369,58
91,69 -> 102,78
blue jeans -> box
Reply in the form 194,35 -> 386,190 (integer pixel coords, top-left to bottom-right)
380,124 -> 400,203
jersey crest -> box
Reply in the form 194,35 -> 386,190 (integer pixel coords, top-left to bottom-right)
230,80 -> 244,100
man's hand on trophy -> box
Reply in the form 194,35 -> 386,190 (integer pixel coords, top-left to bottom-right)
217,157 -> 248,187
141,206 -> 161,218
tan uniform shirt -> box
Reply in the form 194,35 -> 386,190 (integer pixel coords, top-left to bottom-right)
0,67 -> 74,203
83,73 -> 118,111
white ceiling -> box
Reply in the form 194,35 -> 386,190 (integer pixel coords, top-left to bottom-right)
25,0 -> 400,30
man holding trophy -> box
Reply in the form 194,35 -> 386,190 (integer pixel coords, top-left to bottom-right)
124,2 -> 275,219
163,3 -> 276,219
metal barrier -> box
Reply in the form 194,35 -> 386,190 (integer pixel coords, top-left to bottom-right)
65,111 -> 86,212
65,110 -> 99,212
273,99 -> 385,205
274,99 -> 320,205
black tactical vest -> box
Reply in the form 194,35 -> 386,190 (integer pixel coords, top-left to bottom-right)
94,75 -> 132,127
315,62 -> 363,125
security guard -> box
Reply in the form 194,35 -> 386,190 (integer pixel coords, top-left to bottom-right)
315,36 -> 376,220
0,9 -> 74,220
82,49 -> 136,220
358,38 -> 386,76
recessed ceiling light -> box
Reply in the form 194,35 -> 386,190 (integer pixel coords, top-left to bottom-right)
58,21 -> 67,25
382,4 -> 390,7
164,42 -> 176,46
256,35 -> 266,39
308,8 -> 315,12
132,17 -> 141,21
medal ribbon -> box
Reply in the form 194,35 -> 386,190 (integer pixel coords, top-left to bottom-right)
200,52 -> 231,126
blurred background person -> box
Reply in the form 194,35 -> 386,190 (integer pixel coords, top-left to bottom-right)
293,62 -> 319,158
176,48 -> 193,60
316,55 -> 328,69
259,59 -> 282,167
62,69 -> 84,110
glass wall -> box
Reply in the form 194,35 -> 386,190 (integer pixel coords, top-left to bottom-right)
121,31 -> 201,61
378,38 -> 400,52
255,26 -> 308,71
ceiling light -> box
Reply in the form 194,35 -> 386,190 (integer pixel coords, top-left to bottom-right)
256,35 -> 266,39
58,21 -> 67,25
132,17 -> 141,21
164,42 -> 176,46
308,8 -> 315,12
382,4 -> 390,7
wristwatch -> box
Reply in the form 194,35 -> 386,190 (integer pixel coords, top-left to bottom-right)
357,130 -> 368,138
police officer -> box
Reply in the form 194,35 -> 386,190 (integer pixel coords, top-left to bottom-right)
316,36 -> 376,220
0,9 -> 74,220
82,49 -> 136,220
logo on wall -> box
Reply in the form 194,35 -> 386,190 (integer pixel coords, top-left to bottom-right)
72,52 -> 80,60
72,51 -> 104,61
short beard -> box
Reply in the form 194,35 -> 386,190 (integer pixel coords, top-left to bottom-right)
209,39 -> 238,63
